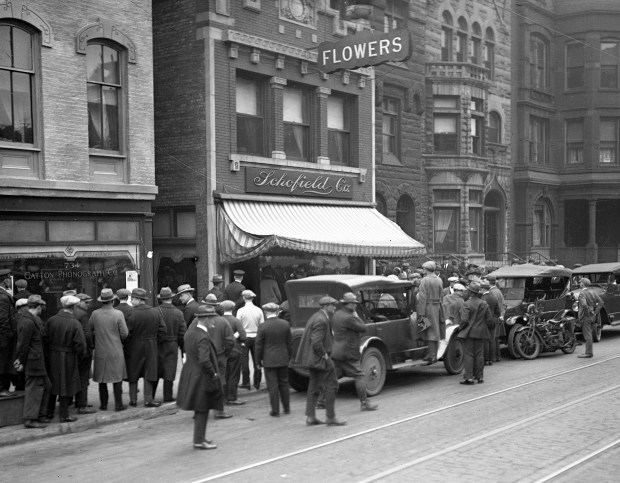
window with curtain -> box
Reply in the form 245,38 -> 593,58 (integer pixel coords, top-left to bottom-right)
470,23 -> 482,65
328,93 -> 350,166
0,23 -> 35,145
87,42 -> 121,152
533,200 -> 551,247
484,28 -> 495,79
456,17 -> 467,63
441,11 -> 453,61
566,42 -> 584,89
434,207 -> 459,253
530,34 -> 549,90
433,97 -> 459,154
529,116 -> 549,165
566,119 -> 584,164
236,75 -> 265,156
487,111 -> 501,144
283,84 -> 310,162
601,40 -> 619,89
384,0 -> 407,32
382,96 -> 400,158
600,118 -> 619,164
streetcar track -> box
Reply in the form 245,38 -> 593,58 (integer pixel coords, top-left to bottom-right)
189,353 -> 620,483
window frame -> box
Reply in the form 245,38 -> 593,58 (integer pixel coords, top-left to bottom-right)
600,39 -> 619,89
470,23 -> 482,66
382,95 -> 401,161
283,83 -> 312,162
487,111 -> 501,144
566,42 -> 585,89
599,118 -> 619,164
433,96 -> 460,155
433,206 -> 460,253
533,200 -> 551,247
484,27 -> 495,79
327,92 -> 351,166
530,34 -> 549,90
383,0 -> 407,33
529,116 -> 549,166
441,11 -> 453,62
456,17 -> 468,63
235,73 -> 267,156
566,119 -> 584,165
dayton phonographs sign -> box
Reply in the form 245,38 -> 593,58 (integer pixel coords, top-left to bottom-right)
317,27 -> 411,73
246,167 -> 354,199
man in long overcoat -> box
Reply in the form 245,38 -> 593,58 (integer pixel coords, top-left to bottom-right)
14,295 -> 51,428
256,303 -> 292,416
486,273 -> 505,362
176,305 -> 224,450
0,269 -> 16,397
293,296 -> 346,426
45,295 -> 86,422
154,287 -> 186,402
417,261 -> 445,365
206,274 -> 225,302
481,279 -> 502,365
125,288 -> 167,407
221,300 -> 246,405
331,292 -> 377,412
89,288 -> 128,411
74,293 -> 96,414
458,281 -> 492,385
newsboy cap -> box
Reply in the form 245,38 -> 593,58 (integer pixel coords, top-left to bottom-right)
116,288 -> 132,299
233,270 -> 245,276
262,302 -> 280,313
60,295 -> 80,307
242,289 -> 256,299
15,279 -> 28,289
0,269 -> 10,279
580,278 -> 592,287
319,296 -> 338,306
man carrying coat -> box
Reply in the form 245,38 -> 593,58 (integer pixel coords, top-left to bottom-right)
458,281 -> 492,385
255,303 -> 292,417
124,288 -> 167,407
176,305 -> 224,450
331,292 -> 378,412
293,296 -> 346,427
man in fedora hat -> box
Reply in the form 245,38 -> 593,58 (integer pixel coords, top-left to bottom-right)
202,293 -> 224,316
45,295 -> 86,423
177,284 -> 199,328
417,261 -> 445,365
176,305 -> 224,450
14,295 -> 51,428
206,275 -> 225,303
293,296 -> 346,426
236,289 -> 264,391
125,288 -> 167,407
457,281 -> 492,385
154,287 -> 187,402
223,270 -> 246,306
0,268 -> 16,397
331,292 -> 378,412
89,288 -> 128,411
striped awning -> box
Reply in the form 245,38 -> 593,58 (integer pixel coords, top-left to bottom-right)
217,200 -> 425,263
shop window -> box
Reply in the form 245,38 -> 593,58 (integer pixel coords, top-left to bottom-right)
530,34 -> 549,90
87,41 -> 127,183
327,93 -> 351,166
434,208 -> 459,253
375,193 -> 387,216
487,111 -> 501,144
236,74 -> 266,156
529,116 -> 549,165
0,220 -> 45,242
384,0 -> 407,32
533,200 -> 551,247
566,119 -> 584,164
484,27 -> 495,79
600,118 -> 619,164
456,17 -> 467,63
153,208 -> 196,238
0,22 -> 40,178
49,221 -> 96,242
601,40 -> 619,89
470,23 -> 482,65
441,11 -> 453,61
156,256 -> 197,294
382,96 -> 400,161
566,42 -> 584,89
283,84 -> 310,162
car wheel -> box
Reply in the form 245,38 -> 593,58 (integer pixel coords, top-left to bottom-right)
514,329 -> 541,360
361,347 -> 386,397
507,324 -> 523,359
593,316 -> 603,343
443,337 -> 464,375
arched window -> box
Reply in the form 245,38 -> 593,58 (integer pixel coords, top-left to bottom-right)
376,193 -> 387,216
533,199 -> 552,247
471,22 -> 482,65
396,195 -> 416,238
530,34 -> 549,89
441,11 -> 453,61
487,111 -> 501,144
456,17 -> 467,62
485,27 -> 495,79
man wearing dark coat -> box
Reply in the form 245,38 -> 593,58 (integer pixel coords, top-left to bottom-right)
115,288 -> 133,322
223,270 -> 246,306
45,295 -> 87,422
153,287 -> 186,402
331,293 -> 378,412
221,300 -> 246,405
176,305 -> 224,450
577,277 -> 604,358
458,281 -> 492,385
256,303 -> 292,417
293,296 -> 346,426
206,274 -> 225,302
0,269 -> 16,397
124,288 -> 167,407
481,279 -> 502,366
74,293 -> 96,414
177,284 -> 199,328
14,295 -> 51,428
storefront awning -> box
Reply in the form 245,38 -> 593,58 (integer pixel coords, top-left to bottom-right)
217,200 -> 425,263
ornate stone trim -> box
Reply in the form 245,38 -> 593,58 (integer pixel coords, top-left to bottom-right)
76,19 -> 136,64
0,0 -> 52,47
222,29 -> 317,62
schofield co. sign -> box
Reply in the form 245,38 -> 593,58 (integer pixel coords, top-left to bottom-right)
317,27 -> 411,74
246,167 -> 354,199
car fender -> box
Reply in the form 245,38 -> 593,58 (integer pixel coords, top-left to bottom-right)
359,336 -> 391,369
437,324 -> 459,360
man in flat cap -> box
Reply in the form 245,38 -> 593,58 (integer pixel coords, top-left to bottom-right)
417,261 -> 445,365
0,269 -> 16,397
14,279 -> 31,302
442,276 -> 459,299
206,275 -> 225,303
14,295 -> 50,427
223,270 -> 246,306
115,288 -> 133,323
256,303 -> 292,417
45,295 -> 86,422
294,296 -> 346,426
236,289 -> 264,391
577,277 -> 604,359
177,284 -> 199,329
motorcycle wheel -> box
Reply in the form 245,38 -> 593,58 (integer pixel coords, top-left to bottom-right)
507,324 -> 523,359
515,329 -> 541,360
561,332 -> 576,354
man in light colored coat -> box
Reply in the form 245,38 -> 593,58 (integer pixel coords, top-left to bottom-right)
417,261 -> 445,365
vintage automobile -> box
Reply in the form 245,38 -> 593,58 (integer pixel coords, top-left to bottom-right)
285,274 -> 464,396
568,263 -> 620,341
492,263 -> 573,358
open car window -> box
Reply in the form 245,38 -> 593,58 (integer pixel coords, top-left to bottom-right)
358,288 -> 412,322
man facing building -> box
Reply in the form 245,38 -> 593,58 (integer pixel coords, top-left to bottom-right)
577,278 -> 604,359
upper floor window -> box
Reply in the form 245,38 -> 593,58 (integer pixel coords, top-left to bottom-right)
484,28 -> 495,79
530,34 -> 549,90
441,11 -> 453,62
236,74 -> 265,156
566,119 -> 584,164
382,96 -> 400,160
470,98 -> 484,155
470,23 -> 482,65
529,116 -> 549,166
327,93 -> 350,166
153,207 -> 196,238
601,40 -> 619,89
566,42 -> 584,89
533,199 -> 551,247
0,23 -> 35,145
384,0 -> 407,32
600,118 -> 619,164
487,111 -> 501,144
456,17 -> 468,63
283,84 -> 311,162
433,97 -> 459,154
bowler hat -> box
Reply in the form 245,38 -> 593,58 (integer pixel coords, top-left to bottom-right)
319,296 -> 338,306
131,288 -> 148,300
157,287 -> 173,300
262,302 -> 280,312
467,281 -> 482,294
97,288 -> 116,302
202,293 -> 219,305
194,305 -> 217,317
422,261 -> 436,271
212,274 -> 223,283
27,294 -> 46,307
242,289 -> 256,299
116,288 -> 132,299
340,292 -> 359,304
176,284 -> 194,295
60,295 -> 80,307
